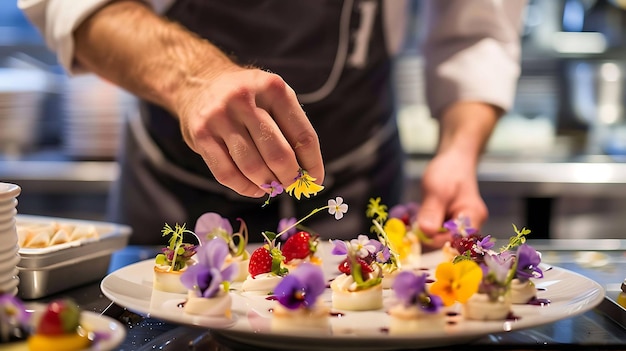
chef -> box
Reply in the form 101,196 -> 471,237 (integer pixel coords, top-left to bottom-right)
18,0 -> 527,246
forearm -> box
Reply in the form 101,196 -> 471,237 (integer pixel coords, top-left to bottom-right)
435,101 -> 500,167
73,0 -> 239,114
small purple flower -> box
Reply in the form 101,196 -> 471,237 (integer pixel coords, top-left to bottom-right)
515,244 -> 543,281
389,202 -> 420,226
392,271 -> 442,313
483,252 -> 514,285
0,294 -> 30,326
273,263 -> 326,310
195,212 -> 233,244
278,217 -> 298,241
261,181 -> 284,207
331,239 -> 348,255
443,215 -> 477,237
181,238 -> 238,298
473,235 -> 495,255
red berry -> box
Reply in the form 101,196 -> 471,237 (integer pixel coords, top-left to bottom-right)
248,246 -> 273,277
282,231 -> 313,263
337,257 -> 373,275
37,299 -> 81,335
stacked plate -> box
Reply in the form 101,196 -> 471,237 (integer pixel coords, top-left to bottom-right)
0,182 -> 21,296
0,68 -> 48,155
62,74 -> 136,159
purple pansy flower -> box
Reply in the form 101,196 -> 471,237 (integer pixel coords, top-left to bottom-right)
515,244 -> 543,281
443,215 -> 477,237
261,181 -> 284,207
389,202 -> 420,226
331,239 -> 348,255
483,252 -> 515,286
181,238 -> 238,298
273,263 -> 326,310
472,235 -> 495,255
194,212 -> 233,244
0,293 -> 30,325
392,271 -> 442,313
278,217 -> 298,241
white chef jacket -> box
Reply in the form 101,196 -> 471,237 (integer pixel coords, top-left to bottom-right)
17,0 -> 526,118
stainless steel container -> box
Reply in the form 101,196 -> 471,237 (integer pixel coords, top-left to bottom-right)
16,215 -> 131,299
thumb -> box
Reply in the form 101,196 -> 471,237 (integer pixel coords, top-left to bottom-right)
416,196 -> 451,250
417,196 -> 446,237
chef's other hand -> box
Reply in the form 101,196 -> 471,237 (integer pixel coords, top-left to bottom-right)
175,67 -> 325,198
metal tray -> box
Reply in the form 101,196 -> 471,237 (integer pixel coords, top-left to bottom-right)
16,215 -> 131,299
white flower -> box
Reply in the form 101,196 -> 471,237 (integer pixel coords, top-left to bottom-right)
349,234 -> 376,258
328,196 -> 348,220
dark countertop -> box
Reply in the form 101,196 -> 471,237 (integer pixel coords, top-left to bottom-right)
28,239 -> 626,351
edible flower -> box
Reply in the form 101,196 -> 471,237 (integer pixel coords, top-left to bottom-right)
479,252 -> 515,301
155,223 -> 198,271
261,181 -> 284,207
180,238 -> 237,298
195,212 -> 249,259
429,260 -> 483,306
330,234 -> 377,259
285,168 -> 325,200
266,197 -> 348,241
277,217 -> 298,241
514,244 -> 543,281
392,271 -> 443,313
0,293 -> 30,342
444,215 -> 477,237
273,263 -> 325,310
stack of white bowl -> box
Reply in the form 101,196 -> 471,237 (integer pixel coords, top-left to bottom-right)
0,183 -> 21,296
62,74 -> 136,159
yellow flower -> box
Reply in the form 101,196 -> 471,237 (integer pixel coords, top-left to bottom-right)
285,169 -> 324,200
384,218 -> 411,260
366,197 -> 388,222
429,260 -> 483,306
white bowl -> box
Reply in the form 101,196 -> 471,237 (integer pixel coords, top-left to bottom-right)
0,230 -> 18,250
0,266 -> 19,285
0,245 -> 20,264
0,183 -> 20,201
0,198 -> 17,213
0,275 -> 19,293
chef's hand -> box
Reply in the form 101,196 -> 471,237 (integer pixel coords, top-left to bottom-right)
72,1 -> 324,199
415,101 -> 499,249
416,152 -> 488,250
175,66 -> 325,198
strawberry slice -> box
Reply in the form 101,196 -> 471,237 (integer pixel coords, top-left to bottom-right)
337,257 -> 373,275
282,231 -> 315,263
37,299 -> 81,335
248,246 -> 273,277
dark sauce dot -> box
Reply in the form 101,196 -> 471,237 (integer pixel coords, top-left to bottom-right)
265,295 -> 278,301
177,300 -> 186,308
268,308 -> 274,313
446,311 -> 459,317
447,320 -> 457,325
330,311 -> 345,317
380,327 -> 389,334
506,312 -> 521,321
544,266 -> 553,271
426,279 -> 435,284
536,287 -> 546,291
528,298 -> 551,306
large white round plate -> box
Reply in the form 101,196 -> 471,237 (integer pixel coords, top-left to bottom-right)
3,308 -> 125,351
101,244 -> 605,351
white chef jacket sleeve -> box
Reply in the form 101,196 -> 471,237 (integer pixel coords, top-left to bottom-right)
17,0 -> 171,74
421,0 -> 527,118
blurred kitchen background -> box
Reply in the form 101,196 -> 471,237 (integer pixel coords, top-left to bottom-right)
1,0 -> 626,240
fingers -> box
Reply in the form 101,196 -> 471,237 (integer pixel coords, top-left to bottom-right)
183,69 -> 324,198
416,194 -> 449,249
253,74 -> 324,184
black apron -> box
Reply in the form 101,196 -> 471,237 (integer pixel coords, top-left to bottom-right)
107,0 -> 406,245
